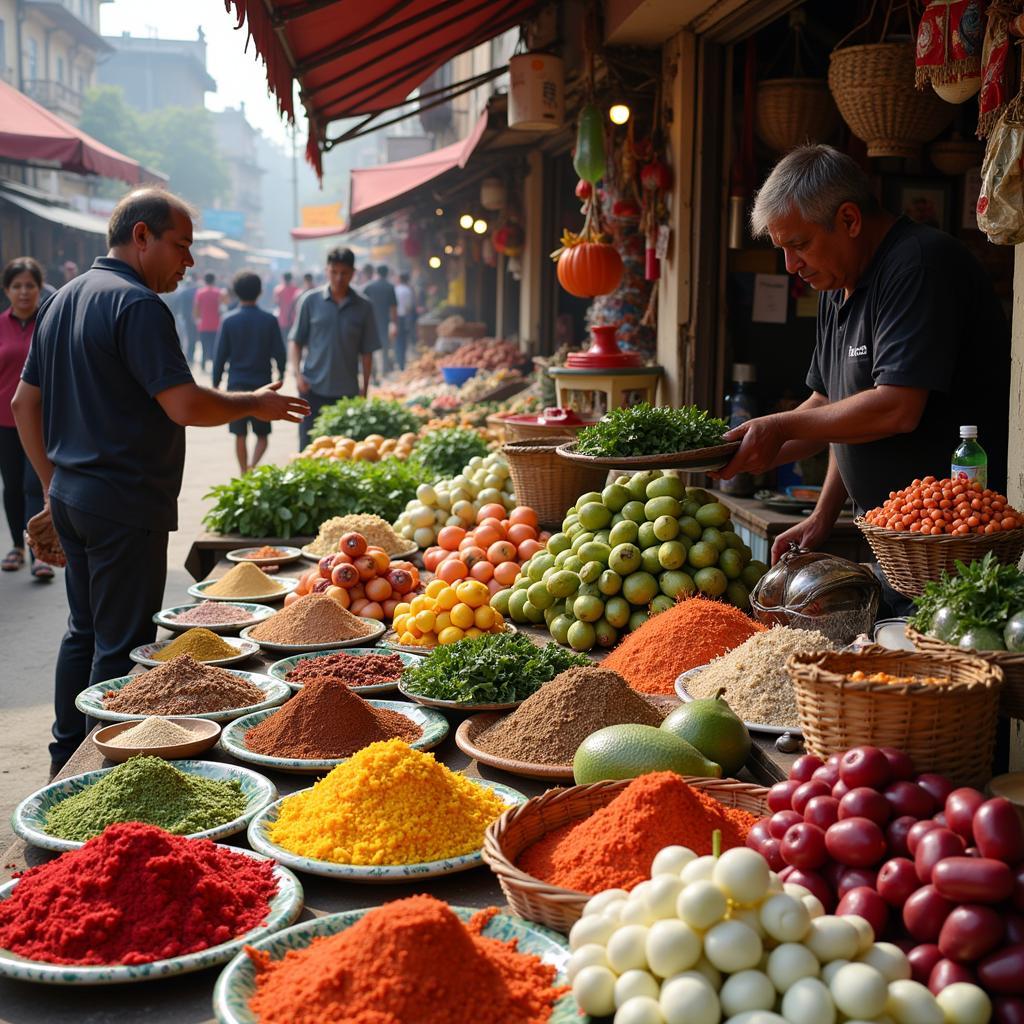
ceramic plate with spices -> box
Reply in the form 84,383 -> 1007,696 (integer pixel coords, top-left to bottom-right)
225,546 -> 303,566
239,618 -> 387,654
674,666 -> 802,738
219,702 -> 450,774
247,779 -> 527,881
212,904 -> 580,1024
153,602 -> 277,635
0,852 -> 303,986
75,670 -> 291,725
396,680 -> 523,713
454,713 -> 575,781
129,635 -> 260,669
267,647 -> 421,694
187,576 -> 300,603
92,718 -> 222,763
12,760 -> 279,854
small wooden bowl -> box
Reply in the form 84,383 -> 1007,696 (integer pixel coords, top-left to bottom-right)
92,718 -> 222,763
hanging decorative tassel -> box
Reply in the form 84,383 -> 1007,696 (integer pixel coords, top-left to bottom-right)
915,0 -> 984,102
978,2 -> 1020,137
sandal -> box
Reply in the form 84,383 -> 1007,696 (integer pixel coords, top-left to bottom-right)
2,548 -> 24,572
31,562 -> 55,580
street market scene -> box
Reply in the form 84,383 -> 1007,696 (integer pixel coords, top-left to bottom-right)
3,0 -> 1024,1021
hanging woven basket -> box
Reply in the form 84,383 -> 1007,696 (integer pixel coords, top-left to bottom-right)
755,78 -> 840,152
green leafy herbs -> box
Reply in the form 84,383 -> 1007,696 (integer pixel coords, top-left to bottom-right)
574,403 -> 728,458
310,397 -> 423,441
412,428 -> 490,480
401,633 -> 589,704
202,458 -> 420,539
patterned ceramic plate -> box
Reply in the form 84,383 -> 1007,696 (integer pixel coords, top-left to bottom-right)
675,665 -> 802,738
226,546 -> 304,566
397,680 -> 522,713
12,760 -> 279,853
187,577 -> 299,603
247,779 -> 526,881
0,852 -> 303,986
129,635 -> 260,668
153,602 -> 277,635
219,701 -> 449,774
75,671 -> 291,724
267,646 -> 421,694
212,905 -> 581,1023
239,618 -> 387,654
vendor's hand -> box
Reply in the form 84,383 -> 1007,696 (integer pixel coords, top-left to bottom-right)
252,381 -> 311,423
295,371 -> 309,395
770,513 -> 834,565
717,415 -> 786,480
25,508 -> 66,568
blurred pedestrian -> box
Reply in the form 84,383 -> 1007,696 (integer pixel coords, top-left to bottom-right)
192,272 -> 225,370
61,261 -> 78,284
394,271 -> 415,371
364,265 -> 397,374
273,271 -> 301,335
176,271 -> 199,359
357,263 -> 374,291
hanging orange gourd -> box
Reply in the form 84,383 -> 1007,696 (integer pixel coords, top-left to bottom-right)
556,240 -> 623,297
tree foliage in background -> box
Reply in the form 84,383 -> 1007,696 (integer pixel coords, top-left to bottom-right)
81,86 -> 230,208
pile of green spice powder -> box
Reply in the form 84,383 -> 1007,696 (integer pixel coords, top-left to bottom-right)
43,756 -> 249,842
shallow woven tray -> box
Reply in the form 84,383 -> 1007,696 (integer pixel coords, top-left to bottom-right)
482,776 -> 769,934
555,441 -> 740,473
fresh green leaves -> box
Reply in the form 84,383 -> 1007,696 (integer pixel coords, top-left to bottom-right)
202,458 -> 420,538
574,403 -> 728,458
401,633 -> 589,704
310,397 -> 423,441
412,428 -> 490,479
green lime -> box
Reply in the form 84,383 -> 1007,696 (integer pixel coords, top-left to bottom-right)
513,575 -> 531,592
645,495 -> 682,521
546,570 -> 581,598
681,500 -> 701,519
687,541 -> 718,569
528,553 -> 555,580
614,475 -> 630,486
628,610 -> 649,632
701,527 -> 728,553
686,487 -> 713,505
570,531 -> 595,552
661,695 -> 750,776
651,594 -> 675,615
562,514 -> 579,532
660,570 -> 696,600
578,501 -> 612,531
577,541 -> 611,565
653,515 -> 679,542
562,555 -> 584,574
637,521 -> 658,550
726,581 -> 751,611
547,532 -> 572,555
553,549 -> 573,567
567,620 -> 596,652
604,596 -> 631,628
594,618 -> 619,648
608,543 -> 642,575
508,589 -> 529,622
627,472 -> 659,499
527,581 -> 555,610
695,501 -> 730,527
548,615 -> 572,645
694,566 -> 728,598
658,541 -> 687,570
646,476 -> 686,500
544,600 -> 565,625
577,491 -> 604,508
719,548 -> 744,580
593,530 -> 611,547
490,589 -> 512,615
622,500 -> 647,524
565,523 -> 584,540
609,519 -> 639,547
610,512 -> 625,526
737,544 -> 754,566
521,599 -> 545,624
741,560 -> 769,590
579,560 -> 604,584
722,530 -> 745,551
677,516 -> 702,541
573,594 -> 605,623
641,546 -> 663,575
622,570 -> 659,606
601,484 -> 630,512
598,569 -> 622,596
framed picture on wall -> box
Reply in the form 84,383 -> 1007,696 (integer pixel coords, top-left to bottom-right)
884,178 -> 953,233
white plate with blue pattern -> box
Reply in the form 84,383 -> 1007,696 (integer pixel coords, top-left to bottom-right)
0,850 -> 303,985
246,778 -> 526,881
219,701 -> 449,774
266,646 -> 421,694
212,904 -> 582,1023
129,635 -> 260,668
153,602 -> 277,635
75,670 -> 291,724
12,759 -> 279,853
187,577 -> 299,603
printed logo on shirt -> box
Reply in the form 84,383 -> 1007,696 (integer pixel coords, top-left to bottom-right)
848,344 -> 868,358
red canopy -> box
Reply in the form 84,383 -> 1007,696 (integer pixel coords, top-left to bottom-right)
0,79 -> 163,185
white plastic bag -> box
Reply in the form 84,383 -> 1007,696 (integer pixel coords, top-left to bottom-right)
977,96 -> 1024,244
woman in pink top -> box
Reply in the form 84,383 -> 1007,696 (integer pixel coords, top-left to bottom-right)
0,257 -> 50,578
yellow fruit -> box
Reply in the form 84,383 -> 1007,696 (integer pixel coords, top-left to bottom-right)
392,614 -> 409,634
436,587 -> 459,611
414,610 -> 436,633
394,602 -> 411,617
399,631 -> 417,645
437,626 -> 465,645
434,611 -> 452,633
410,596 -> 428,615
425,579 -> 446,598
492,611 -> 505,628
473,605 -> 495,630
456,580 -> 490,609
465,627 -> 483,639
449,603 -> 475,630
407,623 -> 422,638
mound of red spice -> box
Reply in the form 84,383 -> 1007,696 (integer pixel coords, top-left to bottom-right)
517,771 -> 757,894
0,822 -> 279,965
246,894 -> 568,1024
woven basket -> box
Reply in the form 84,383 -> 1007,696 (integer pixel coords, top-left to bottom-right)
906,624 -> 1024,719
755,78 -> 840,152
501,438 -> 607,530
487,414 -> 592,444
828,43 -> 955,157
855,517 -> 1024,597
482,777 -> 770,933
787,648 -> 1003,787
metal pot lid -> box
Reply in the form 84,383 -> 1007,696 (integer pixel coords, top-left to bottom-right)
752,544 -> 881,614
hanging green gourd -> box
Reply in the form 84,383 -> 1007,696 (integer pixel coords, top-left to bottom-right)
573,104 -> 606,184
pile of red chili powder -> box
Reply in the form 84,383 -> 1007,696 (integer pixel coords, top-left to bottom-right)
517,771 -> 756,894
0,822 -> 279,965
246,894 -> 567,1024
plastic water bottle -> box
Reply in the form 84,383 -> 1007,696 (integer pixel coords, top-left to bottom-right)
720,364 -> 758,497
951,425 -> 987,488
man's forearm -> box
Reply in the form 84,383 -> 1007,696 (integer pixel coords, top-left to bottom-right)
159,384 -> 268,427
361,354 -> 372,396
11,384 -> 54,493
778,386 -> 926,445
813,452 -> 848,525
289,341 -> 303,379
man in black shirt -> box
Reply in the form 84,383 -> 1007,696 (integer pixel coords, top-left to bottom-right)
12,189 -> 309,772
719,146 -> 1009,581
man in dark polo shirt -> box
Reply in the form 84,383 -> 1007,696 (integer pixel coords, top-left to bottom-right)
289,247 -> 380,449
719,145 -> 1008,601
11,189 -> 309,772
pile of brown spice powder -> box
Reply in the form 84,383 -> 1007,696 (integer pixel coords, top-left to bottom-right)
249,593 -> 377,645
103,655 -> 267,715
285,652 -> 406,689
475,666 -> 664,766
243,677 -> 420,759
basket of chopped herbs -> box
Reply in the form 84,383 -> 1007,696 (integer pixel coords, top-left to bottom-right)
556,403 -> 738,470
907,552 -> 1024,718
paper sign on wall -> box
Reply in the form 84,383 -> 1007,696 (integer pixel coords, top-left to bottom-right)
752,273 -> 789,324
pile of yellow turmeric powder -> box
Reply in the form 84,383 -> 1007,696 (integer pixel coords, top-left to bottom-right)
267,739 -> 510,865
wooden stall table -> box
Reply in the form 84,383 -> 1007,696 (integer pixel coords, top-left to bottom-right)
184,533 -> 313,582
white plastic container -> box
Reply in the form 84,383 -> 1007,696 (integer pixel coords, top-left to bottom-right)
508,53 -> 564,131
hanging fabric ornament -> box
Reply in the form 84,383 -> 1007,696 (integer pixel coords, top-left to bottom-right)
915,0 -> 984,102
978,2 -> 1018,136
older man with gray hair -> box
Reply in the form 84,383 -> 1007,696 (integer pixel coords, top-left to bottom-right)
719,145 -> 1008,601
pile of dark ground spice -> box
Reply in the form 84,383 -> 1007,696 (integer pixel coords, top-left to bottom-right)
285,651 -> 405,688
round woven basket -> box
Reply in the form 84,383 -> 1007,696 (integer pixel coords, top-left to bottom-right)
828,43 -> 955,158
755,78 -> 839,152
487,414 -> 592,444
787,648 -> 1003,787
906,624 -> 1024,719
501,437 -> 607,530
482,777 -> 770,934
854,517 -> 1024,597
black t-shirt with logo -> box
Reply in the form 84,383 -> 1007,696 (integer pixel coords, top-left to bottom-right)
806,217 -> 1009,514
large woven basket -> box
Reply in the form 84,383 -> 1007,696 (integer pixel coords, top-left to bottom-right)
855,517 -> 1024,597
755,78 -> 839,152
482,777 -> 770,934
501,437 -> 607,530
787,648 -> 1003,787
487,414 -> 592,444
906,624 -> 1024,719
828,43 -> 954,158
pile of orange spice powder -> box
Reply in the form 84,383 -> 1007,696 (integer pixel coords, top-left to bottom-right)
603,595 -> 765,695
517,772 -> 757,894
245,894 -> 568,1024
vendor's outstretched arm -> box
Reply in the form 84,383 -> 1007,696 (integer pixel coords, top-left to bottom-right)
156,381 -> 310,427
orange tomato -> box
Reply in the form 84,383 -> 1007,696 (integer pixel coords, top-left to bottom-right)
360,601 -> 384,620
539,530 -> 551,542
365,576 -> 393,602
382,598 -> 400,619
332,550 -> 353,564
461,545 -> 488,568
487,578 -> 504,596
470,560 -> 494,583
284,591 -> 301,606
493,561 -> 521,586
354,555 -> 377,581
509,506 -> 538,529
325,585 -> 351,609
437,525 -> 466,551
437,558 -> 469,583
477,516 -> 506,538
477,503 -> 507,524
517,538 -> 544,560
423,547 -> 446,572
368,548 -> 390,574
506,523 -> 537,546
348,584 -> 365,601
350,598 -> 369,615
472,524 -> 502,550
487,540 -> 517,565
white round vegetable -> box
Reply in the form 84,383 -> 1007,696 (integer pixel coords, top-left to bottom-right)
759,893 -> 811,943
650,845 -> 696,877
885,979 -> 944,1024
614,995 -> 665,1024
830,962 -> 888,1019
645,919 -> 701,978
606,924 -> 650,974
659,975 -> 721,1024
766,943 -> 820,993
767,871 -> 784,893
801,893 -> 825,919
630,880 -> 653,903
781,977 -> 836,1024
703,920 -> 763,974
722,1014 -> 787,1024
603,898 -> 628,922
569,913 -> 616,951
712,847 -> 771,905
584,888 -> 630,917
935,982 -> 992,1024
820,959 -> 849,987
693,958 -> 723,990
804,916 -> 860,963
572,964 -> 617,1016
619,899 -> 657,927
567,943 -> 609,981
719,969 -> 775,1016
729,905 -> 766,938
676,880 -> 728,930
783,882 -> 812,900
857,942 -> 912,983
644,875 -> 685,921
614,969 -> 660,1008
842,913 -> 876,953
680,855 -> 717,885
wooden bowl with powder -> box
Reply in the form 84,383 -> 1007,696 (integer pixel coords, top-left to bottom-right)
92,718 -> 222,763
